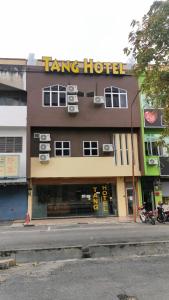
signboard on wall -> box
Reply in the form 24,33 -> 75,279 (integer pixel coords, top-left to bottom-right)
0,155 -> 19,177
144,109 -> 163,127
42,57 -> 126,75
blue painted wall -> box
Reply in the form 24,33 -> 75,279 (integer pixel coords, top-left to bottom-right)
0,185 -> 27,221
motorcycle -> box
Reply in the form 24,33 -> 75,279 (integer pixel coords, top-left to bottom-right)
156,203 -> 169,223
138,206 -> 156,225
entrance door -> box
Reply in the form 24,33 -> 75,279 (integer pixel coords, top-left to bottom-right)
126,188 -> 133,215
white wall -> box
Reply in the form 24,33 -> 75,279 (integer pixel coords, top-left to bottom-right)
0,107 -> 27,126
0,127 -> 26,180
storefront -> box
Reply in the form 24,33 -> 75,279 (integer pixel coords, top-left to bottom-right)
32,183 -> 118,218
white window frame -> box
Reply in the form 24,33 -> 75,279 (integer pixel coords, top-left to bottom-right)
83,141 -> 99,156
104,86 -> 128,108
42,84 -> 67,107
54,141 -> 71,157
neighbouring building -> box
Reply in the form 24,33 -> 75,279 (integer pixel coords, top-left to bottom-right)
27,57 -> 143,219
140,78 -> 169,210
0,59 -> 27,221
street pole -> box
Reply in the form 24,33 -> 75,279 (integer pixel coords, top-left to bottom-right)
131,90 -> 141,222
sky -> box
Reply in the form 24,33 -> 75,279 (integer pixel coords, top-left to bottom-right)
1,0 -> 155,62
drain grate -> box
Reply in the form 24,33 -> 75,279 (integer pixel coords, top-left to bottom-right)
117,294 -> 138,300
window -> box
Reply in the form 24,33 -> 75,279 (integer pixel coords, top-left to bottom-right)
0,137 -> 22,153
104,86 -> 128,108
43,85 -> 67,107
83,141 -> 99,156
54,141 -> 71,156
145,141 -> 165,156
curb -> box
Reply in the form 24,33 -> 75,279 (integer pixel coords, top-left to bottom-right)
1,240 -> 169,263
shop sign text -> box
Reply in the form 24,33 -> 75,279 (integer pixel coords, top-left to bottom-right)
42,57 -> 125,75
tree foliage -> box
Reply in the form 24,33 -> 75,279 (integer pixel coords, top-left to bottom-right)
124,0 -> 169,122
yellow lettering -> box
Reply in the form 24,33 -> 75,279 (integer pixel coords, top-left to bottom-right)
61,61 -> 70,73
102,185 -> 107,191
51,59 -> 61,72
94,62 -> 104,74
119,63 -> 125,74
102,191 -> 108,196
93,187 -> 97,193
112,63 -> 119,74
84,58 -> 93,73
71,60 -> 79,73
104,62 -> 111,74
42,56 -> 52,72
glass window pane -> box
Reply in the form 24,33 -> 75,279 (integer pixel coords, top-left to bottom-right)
91,142 -> 97,148
113,94 -> 119,107
44,87 -> 50,91
59,93 -> 66,106
44,92 -> 50,106
55,142 -> 62,148
84,142 -> 90,148
105,88 -> 111,93
63,142 -> 69,148
84,149 -> 90,156
63,149 -> 69,156
51,85 -> 58,91
120,94 -> 127,107
105,94 -> 112,107
52,92 -> 58,106
112,87 -> 118,93
119,89 -> 126,93
55,150 -> 62,156
92,149 -> 98,155
59,86 -> 66,91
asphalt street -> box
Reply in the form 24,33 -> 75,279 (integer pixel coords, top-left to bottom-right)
0,255 -> 169,300
0,222 -> 169,251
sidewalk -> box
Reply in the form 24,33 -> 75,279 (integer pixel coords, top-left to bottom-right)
11,216 -> 140,227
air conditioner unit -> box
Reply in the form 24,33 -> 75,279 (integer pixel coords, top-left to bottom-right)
102,144 -> 113,152
39,134 -> 51,142
148,158 -> 158,165
39,153 -> 50,162
68,105 -> 79,113
67,95 -> 78,103
94,96 -> 105,105
67,85 -> 78,93
34,133 -> 40,139
39,143 -> 51,151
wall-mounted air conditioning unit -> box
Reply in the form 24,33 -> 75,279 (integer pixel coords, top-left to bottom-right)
39,134 -> 51,142
148,158 -> 158,165
102,144 -> 113,152
67,95 -> 78,103
68,105 -> 79,113
39,153 -> 50,162
67,85 -> 78,93
39,143 -> 51,151
94,96 -> 105,105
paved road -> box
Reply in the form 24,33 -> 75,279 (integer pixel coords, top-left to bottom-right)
0,254 -> 169,300
0,222 -> 169,250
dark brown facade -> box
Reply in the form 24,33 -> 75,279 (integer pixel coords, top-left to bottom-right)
27,67 -> 140,128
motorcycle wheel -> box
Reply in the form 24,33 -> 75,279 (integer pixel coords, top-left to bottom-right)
157,217 -> 165,223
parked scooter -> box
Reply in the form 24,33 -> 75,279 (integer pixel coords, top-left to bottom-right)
157,203 -> 169,223
138,203 -> 156,225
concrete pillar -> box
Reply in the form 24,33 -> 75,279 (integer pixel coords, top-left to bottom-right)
117,177 -> 127,217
